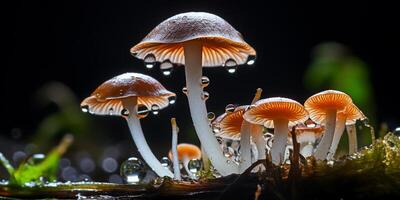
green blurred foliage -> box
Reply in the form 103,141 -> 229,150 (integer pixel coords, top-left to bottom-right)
0,135 -> 73,186
33,82 -> 90,151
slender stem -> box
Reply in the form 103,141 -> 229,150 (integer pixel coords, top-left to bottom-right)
0,153 -> 14,175
271,119 -> 289,165
327,117 -> 346,160
300,142 -> 314,158
251,125 -> 267,160
183,156 -> 196,179
250,142 -> 258,163
347,124 -> 358,154
122,98 -> 173,178
239,122 -> 252,173
183,41 -> 238,175
201,145 -> 210,171
313,110 -> 337,160
171,118 -> 181,180
239,88 -> 263,172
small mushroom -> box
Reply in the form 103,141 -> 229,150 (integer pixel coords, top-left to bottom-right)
80,73 -> 175,178
243,97 -> 309,165
292,120 -> 324,158
305,90 -> 353,160
170,118 -> 181,180
212,89 -> 265,172
131,12 -> 256,175
327,103 -> 366,160
168,143 -> 202,179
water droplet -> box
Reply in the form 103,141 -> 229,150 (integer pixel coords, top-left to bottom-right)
225,104 -> 236,113
120,157 -> 146,184
160,157 -> 171,168
246,55 -> 256,65
201,76 -> 210,87
151,104 -> 160,115
95,93 -> 101,98
213,126 -> 221,134
119,89 -> 124,95
168,96 -> 176,105
182,87 -> 188,95
188,159 -> 202,174
394,127 -> 400,136
224,59 -> 237,73
207,112 -> 215,121
121,108 -> 129,117
144,54 -> 156,69
160,60 -> 173,76
201,91 -> 209,100
136,105 -> 149,119
27,154 -> 45,165
81,105 -> 89,113
109,107 -> 114,115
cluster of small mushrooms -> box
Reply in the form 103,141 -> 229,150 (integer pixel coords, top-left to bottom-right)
80,12 -> 366,179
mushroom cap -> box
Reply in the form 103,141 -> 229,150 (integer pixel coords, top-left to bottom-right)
291,121 -> 325,138
168,143 -> 202,161
243,97 -> 309,128
130,12 -> 256,67
304,90 -> 353,124
338,103 -> 366,125
212,105 -> 248,140
80,73 -> 175,116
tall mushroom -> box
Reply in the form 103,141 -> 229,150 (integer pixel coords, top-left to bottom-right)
305,90 -> 352,160
327,103 -> 366,160
212,89 -> 265,172
170,118 -> 181,180
243,97 -> 309,165
130,12 -> 256,175
80,73 -> 175,178
168,143 -> 202,179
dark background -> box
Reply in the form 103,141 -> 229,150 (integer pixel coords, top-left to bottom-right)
1,0 -> 399,181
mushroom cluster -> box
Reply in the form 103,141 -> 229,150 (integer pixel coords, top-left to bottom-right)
80,12 -> 368,180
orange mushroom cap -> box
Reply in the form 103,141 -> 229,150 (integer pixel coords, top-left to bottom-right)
290,120 -> 325,138
80,73 -> 175,116
130,12 -> 256,67
337,103 -> 366,125
243,97 -> 309,128
212,105 -> 248,140
304,90 -> 353,124
168,143 -> 202,161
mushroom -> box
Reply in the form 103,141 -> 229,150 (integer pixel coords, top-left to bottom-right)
80,73 -> 175,178
327,103 -> 366,160
130,12 -> 256,175
168,143 -> 202,179
170,118 -> 181,180
291,120 -> 324,158
212,89 -> 265,172
304,90 -> 353,160
347,124 -> 358,154
243,97 -> 309,165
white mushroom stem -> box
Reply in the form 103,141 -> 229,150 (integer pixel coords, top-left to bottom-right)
182,156 -> 196,179
347,124 -> 358,154
271,119 -> 289,165
298,132 -> 316,157
252,125 -> 267,160
327,116 -> 346,160
240,88 -> 263,173
122,97 -> 173,178
314,110 -> 337,160
170,118 -> 181,180
201,145 -> 210,171
183,41 -> 238,175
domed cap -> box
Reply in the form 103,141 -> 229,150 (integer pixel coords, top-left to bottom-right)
168,143 -> 202,161
304,90 -> 352,123
338,103 -> 366,125
80,73 -> 176,116
243,97 -> 309,128
131,12 -> 256,67
212,105 -> 248,140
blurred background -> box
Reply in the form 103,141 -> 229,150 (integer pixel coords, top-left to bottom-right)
1,0 -> 399,182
